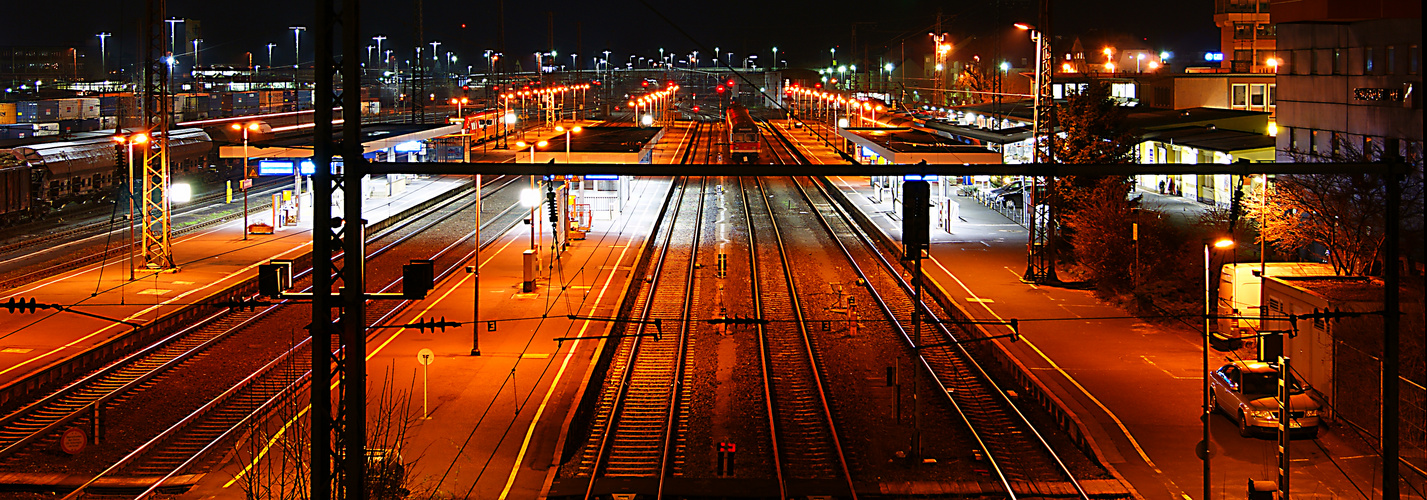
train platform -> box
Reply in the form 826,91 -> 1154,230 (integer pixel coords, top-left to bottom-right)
822,175 -> 1394,499
183,177 -> 674,499
0,176 -> 470,401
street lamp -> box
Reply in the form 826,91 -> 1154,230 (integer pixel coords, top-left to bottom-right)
555,125 -> 582,163
373,35 -> 386,70
290,26 -> 306,70
96,33 -> 111,81
1203,237 -> 1235,500
231,121 -> 265,240
266,43 -> 277,73
112,132 -> 149,279
771,47 -> 778,70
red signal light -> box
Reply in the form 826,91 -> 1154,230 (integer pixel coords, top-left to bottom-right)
641,81 -> 649,87
716,86 -> 724,93
727,80 -> 734,86
692,105 -> 700,112
814,83 -> 822,88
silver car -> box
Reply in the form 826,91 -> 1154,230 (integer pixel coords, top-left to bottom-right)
1210,361 -> 1321,438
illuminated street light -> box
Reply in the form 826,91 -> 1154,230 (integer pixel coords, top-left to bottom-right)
230,121 -> 264,240
1202,237 -> 1236,500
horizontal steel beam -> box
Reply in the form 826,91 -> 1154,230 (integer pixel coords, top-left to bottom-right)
364,161 -> 1405,176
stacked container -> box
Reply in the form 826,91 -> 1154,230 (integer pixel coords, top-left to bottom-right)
0,103 -> 15,125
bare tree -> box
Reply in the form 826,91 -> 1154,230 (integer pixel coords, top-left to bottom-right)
1260,138 -> 1424,276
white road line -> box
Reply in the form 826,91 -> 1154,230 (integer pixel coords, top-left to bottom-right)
927,254 -> 1165,474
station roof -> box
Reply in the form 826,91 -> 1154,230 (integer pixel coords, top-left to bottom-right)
218,123 -> 460,159
540,126 -> 663,153
1141,125 -> 1276,153
838,127 -> 1002,164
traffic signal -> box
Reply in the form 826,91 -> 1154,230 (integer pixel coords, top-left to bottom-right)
716,86 -> 724,94
727,79 -> 734,86
641,80 -> 649,87
692,105 -> 700,112
114,144 -> 125,169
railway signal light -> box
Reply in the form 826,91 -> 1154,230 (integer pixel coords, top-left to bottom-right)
715,86 -> 724,94
114,144 -> 125,169
403,260 -> 435,300
727,79 -> 734,86
902,180 -> 930,260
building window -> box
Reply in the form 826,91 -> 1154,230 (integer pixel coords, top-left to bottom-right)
1331,132 -> 1342,156
1364,136 -> 1375,160
1267,84 -> 1276,107
1232,83 -> 1249,108
1288,127 -> 1297,150
1250,84 -> 1266,107
1411,45 -> 1420,74
1386,46 -> 1396,74
1234,23 -> 1256,40
1310,130 -> 1320,154
1234,49 -> 1255,66
1333,48 -> 1343,74
1365,46 -> 1375,73
1256,24 -> 1276,39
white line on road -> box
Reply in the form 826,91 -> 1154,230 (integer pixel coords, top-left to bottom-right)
928,254 -> 1166,474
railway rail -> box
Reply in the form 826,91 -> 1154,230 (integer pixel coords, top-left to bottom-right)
0,175 -> 529,496
789,175 -> 1092,498
573,177 -> 706,499
744,176 -> 856,498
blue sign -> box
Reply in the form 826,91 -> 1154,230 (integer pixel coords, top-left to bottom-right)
903,174 -> 939,181
394,140 -> 424,153
258,160 -> 294,175
585,175 -> 620,180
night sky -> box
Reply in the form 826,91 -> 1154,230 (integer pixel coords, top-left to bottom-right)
2,0 -> 1218,72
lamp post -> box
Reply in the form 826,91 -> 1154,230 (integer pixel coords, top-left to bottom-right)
373,35 -> 386,71
290,26 -> 306,72
165,18 -> 183,61
266,43 -> 276,74
555,125 -> 582,163
113,132 -> 149,280
771,47 -> 778,70
471,171 -> 482,356
430,41 -> 442,78
1204,237 -> 1235,500
231,121 -> 263,240
96,33 -> 111,82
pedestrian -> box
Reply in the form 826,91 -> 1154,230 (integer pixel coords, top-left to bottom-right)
1158,180 -> 1165,194
1168,178 -> 1176,196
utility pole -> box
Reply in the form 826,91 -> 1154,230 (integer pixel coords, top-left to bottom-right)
412,0 -> 425,124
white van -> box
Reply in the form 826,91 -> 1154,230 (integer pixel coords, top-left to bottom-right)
1218,262 -> 1336,338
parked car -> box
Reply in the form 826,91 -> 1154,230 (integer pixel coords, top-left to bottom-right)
1210,360 -> 1321,438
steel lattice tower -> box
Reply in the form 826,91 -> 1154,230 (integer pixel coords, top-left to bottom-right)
140,0 -> 174,270
312,0 -> 368,495
1024,0 -> 1055,283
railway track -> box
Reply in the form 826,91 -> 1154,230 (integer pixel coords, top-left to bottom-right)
0,175 -> 529,496
789,175 -> 1092,498
743,176 -> 856,497
573,177 -> 706,499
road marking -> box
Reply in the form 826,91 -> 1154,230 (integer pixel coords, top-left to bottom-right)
500,230 -> 641,499
1005,267 -> 1038,289
928,255 -> 1165,474
966,298 -> 994,303
1140,355 -> 1201,380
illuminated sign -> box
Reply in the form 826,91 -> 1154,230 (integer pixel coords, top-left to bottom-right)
258,160 -> 294,175
394,141 -> 424,153
1204,52 -> 1224,62
903,174 -> 939,181
585,175 -> 619,180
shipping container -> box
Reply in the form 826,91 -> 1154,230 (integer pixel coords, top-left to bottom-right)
54,99 -> 82,120
99,116 -> 118,129
78,98 -> 100,119
0,103 -> 15,125
34,122 -> 60,136
361,100 -> 381,116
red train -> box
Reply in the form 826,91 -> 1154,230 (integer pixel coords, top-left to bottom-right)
725,104 -> 760,164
